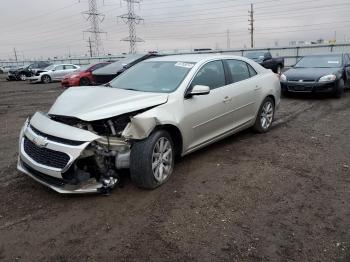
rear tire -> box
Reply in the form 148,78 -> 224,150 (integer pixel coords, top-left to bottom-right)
333,79 -> 344,98
41,75 -> 51,84
130,129 -> 174,189
253,97 -> 275,133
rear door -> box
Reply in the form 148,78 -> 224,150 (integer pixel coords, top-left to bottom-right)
62,65 -> 78,78
52,65 -> 65,80
223,59 -> 261,129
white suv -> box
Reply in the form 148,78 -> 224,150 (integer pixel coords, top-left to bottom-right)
18,54 -> 280,194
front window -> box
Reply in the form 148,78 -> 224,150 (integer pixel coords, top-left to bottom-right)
245,52 -> 265,60
109,61 -> 195,93
190,60 -> 225,90
295,55 -> 343,68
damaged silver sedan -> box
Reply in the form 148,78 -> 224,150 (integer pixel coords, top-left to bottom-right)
17,54 -> 281,194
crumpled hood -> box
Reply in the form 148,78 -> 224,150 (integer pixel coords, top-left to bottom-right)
48,86 -> 168,121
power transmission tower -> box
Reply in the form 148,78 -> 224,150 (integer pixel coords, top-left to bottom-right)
82,0 -> 106,57
248,3 -> 254,48
118,0 -> 144,54
88,37 -> 93,57
13,48 -> 18,64
226,29 -> 231,49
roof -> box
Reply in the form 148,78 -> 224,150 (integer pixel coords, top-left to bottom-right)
93,54 -> 152,75
148,54 -> 244,63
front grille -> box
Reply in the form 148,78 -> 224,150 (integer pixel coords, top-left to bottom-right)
30,125 -> 85,146
21,161 -> 66,188
288,85 -> 313,92
23,137 -> 70,169
289,79 -> 315,83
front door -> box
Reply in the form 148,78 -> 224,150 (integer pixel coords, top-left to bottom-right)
182,60 -> 232,151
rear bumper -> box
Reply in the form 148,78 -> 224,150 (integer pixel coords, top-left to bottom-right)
17,112 -> 103,194
281,80 -> 337,93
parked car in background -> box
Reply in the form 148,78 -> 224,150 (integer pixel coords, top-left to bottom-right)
0,65 -> 18,74
6,62 -> 51,81
61,62 -> 110,88
29,64 -> 80,83
280,53 -> 350,98
245,51 -> 284,74
17,54 -> 280,194
92,53 -> 158,85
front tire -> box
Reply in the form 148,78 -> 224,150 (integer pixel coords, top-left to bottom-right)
130,130 -> 174,189
19,73 -> 27,81
41,75 -> 51,84
253,97 -> 275,133
333,79 -> 344,98
79,77 -> 90,86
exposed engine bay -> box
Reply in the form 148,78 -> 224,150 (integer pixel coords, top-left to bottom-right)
18,109 -> 157,194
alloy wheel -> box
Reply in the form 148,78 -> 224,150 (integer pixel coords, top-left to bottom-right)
260,101 -> 274,129
152,137 -> 173,183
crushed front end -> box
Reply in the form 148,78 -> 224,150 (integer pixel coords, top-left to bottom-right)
17,111 -> 132,194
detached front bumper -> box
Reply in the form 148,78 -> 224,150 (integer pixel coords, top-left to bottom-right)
17,112 -> 104,193
281,80 -> 337,93
28,76 -> 42,83
6,73 -> 17,81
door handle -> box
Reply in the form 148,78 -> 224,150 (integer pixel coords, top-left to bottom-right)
254,85 -> 261,91
222,96 -> 232,103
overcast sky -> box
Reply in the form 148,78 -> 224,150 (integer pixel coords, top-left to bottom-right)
0,0 -> 349,60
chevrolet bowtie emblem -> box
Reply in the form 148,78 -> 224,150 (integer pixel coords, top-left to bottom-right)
33,136 -> 48,148
299,79 -> 304,82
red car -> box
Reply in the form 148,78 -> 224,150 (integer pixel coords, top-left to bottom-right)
61,62 -> 110,88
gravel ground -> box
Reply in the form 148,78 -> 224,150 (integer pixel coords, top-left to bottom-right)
0,75 -> 349,262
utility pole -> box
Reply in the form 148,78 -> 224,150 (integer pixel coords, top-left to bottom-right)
226,29 -> 231,49
13,48 -> 18,65
118,0 -> 144,54
83,0 -> 106,57
248,3 -> 254,48
88,37 -> 93,57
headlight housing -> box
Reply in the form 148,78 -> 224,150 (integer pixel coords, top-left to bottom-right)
280,74 -> 287,82
318,74 -> 336,82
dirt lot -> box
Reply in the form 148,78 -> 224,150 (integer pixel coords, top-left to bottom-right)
0,75 -> 349,262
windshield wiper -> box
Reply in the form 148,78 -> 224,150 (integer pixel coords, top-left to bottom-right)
104,82 -> 112,87
121,88 -> 140,92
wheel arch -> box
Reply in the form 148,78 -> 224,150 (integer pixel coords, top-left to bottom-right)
155,124 -> 183,157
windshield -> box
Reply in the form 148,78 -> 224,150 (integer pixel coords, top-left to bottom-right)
109,61 -> 195,93
295,55 -> 343,68
245,52 -> 265,59
44,65 -> 55,71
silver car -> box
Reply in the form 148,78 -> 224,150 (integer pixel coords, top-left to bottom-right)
17,54 -> 280,194
28,64 -> 80,83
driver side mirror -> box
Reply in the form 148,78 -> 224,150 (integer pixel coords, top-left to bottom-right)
186,85 -> 210,98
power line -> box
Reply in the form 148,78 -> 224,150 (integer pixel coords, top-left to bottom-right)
82,0 -> 106,56
118,0 -> 144,54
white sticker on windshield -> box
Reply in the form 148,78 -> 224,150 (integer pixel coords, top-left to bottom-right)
175,62 -> 194,68
328,61 -> 340,64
